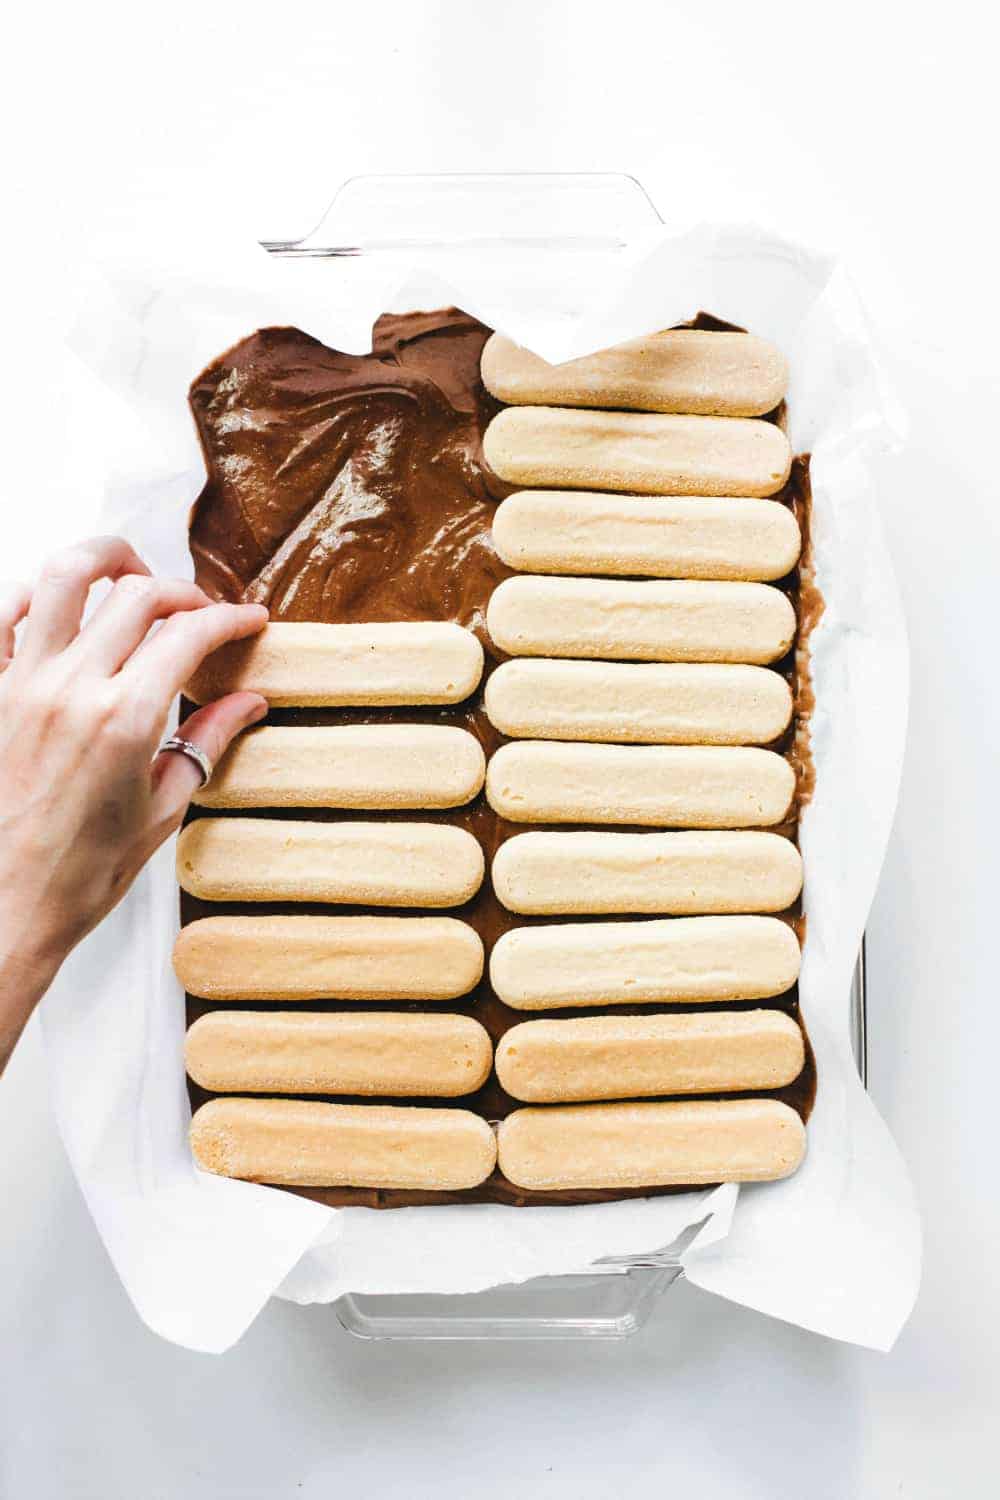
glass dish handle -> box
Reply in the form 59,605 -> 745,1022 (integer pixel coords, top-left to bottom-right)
262,171 -> 663,257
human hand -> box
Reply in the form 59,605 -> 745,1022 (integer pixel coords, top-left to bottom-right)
0,536 -> 268,1070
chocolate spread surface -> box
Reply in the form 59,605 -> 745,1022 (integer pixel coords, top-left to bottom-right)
183,309 -> 818,1208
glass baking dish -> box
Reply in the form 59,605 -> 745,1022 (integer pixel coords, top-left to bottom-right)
262,174 -> 851,1341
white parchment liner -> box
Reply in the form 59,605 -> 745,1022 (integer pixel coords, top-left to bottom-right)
46,224 -> 920,1352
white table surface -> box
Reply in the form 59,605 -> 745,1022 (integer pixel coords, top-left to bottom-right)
2,2 -> 997,1495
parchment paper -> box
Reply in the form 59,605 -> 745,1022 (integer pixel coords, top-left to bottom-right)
45,223 -> 920,1353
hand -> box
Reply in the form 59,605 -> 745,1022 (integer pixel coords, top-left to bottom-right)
0,536 -> 268,1071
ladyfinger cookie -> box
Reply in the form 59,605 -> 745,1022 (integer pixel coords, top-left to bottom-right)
492,831 -> 803,915
173,915 -> 484,1001
491,491 -> 800,581
484,660 -> 792,745
177,818 -> 484,907
490,915 -> 801,1009
496,1011 -> 805,1103
191,1098 -> 497,1190
194,723 -> 485,810
186,620 -> 484,707
481,330 -> 788,417
483,407 -> 792,498
486,576 -> 796,665
186,1011 -> 493,1097
486,742 -> 794,828
496,1098 -> 805,1190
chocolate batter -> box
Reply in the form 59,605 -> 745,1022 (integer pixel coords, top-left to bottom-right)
183,309 -> 818,1208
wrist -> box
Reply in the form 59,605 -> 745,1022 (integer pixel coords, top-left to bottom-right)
0,843 -> 86,980
0,912 -> 72,1074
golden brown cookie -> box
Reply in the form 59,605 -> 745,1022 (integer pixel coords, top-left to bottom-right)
187,620 -> 484,707
186,1011 -> 493,1097
483,407 -> 792,497
497,1098 -> 806,1189
173,915 -> 485,1001
481,330 -> 788,417
177,818 -> 484,907
192,1097 -> 498,1190
496,1011 -> 805,1102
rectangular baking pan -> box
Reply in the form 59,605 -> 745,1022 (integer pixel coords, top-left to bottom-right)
261,173 -> 845,1341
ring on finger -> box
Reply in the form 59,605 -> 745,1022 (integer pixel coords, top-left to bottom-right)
155,736 -> 213,787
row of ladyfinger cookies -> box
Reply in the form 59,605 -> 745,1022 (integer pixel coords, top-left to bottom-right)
189,735 -> 794,826
177,912 -> 801,1005
475,326 -> 804,1192
186,1005 -> 803,1100
178,827 -> 802,910
191,1097 -> 805,1193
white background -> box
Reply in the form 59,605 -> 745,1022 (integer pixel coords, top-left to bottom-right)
1,2 -> 997,1495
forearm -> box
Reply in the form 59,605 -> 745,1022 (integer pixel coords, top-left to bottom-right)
0,836 -> 86,1074
0,930 -> 63,1074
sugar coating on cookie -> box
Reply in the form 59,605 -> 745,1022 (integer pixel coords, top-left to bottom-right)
194,723 -> 486,810
497,1098 -> 806,1189
492,490 -> 801,581
495,1011 -> 805,1102
492,830 -> 803,915
485,742 -> 795,828
481,330 -> 788,417
486,575 -> 796,665
191,1097 -> 498,1190
187,620 -> 484,707
483,406 -> 792,498
186,1010 -> 493,1097
490,914 -> 801,1008
173,914 -> 485,1001
177,818 -> 484,907
484,660 -> 793,745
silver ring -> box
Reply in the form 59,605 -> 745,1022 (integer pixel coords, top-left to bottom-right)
156,736 -> 213,787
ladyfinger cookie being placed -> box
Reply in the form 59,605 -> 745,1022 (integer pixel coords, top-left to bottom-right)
195,723 -> 485,810
490,915 -> 801,1009
486,576 -> 796,665
186,620 -> 483,707
496,1011 -> 805,1103
173,915 -> 484,1001
492,491 -> 801,581
177,818 -> 484,907
191,1098 -> 498,1190
481,330 -> 788,417
492,831 -> 803,916
496,1098 -> 806,1190
486,742 -> 794,828
483,407 -> 792,498
484,660 -> 792,745
186,1011 -> 493,1098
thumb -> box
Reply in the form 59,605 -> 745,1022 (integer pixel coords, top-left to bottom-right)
151,691 -> 267,827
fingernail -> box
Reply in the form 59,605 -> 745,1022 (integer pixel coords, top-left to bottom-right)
247,697 -> 268,723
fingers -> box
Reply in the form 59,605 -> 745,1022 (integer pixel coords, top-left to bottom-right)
122,600 -> 268,702
21,537 -> 151,662
150,693 -> 268,827
0,582 -> 31,668
71,575 -> 211,675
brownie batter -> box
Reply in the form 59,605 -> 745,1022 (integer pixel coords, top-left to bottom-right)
183,309 -> 818,1208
